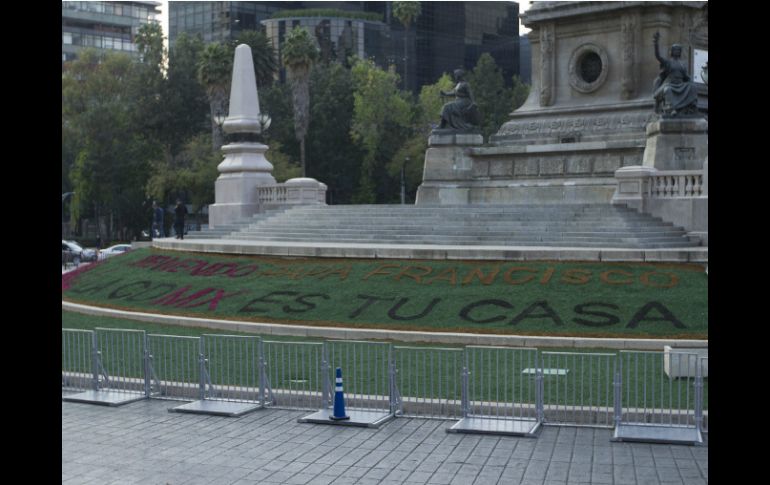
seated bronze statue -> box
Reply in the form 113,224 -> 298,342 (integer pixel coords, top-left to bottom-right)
437,69 -> 481,132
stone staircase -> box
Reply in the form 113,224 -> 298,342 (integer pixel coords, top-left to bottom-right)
185,204 -> 701,249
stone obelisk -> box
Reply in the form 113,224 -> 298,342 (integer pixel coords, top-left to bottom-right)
208,44 -> 276,228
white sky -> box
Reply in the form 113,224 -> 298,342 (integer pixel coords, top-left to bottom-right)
157,1 -> 533,41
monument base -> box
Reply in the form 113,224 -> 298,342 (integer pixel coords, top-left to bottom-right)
209,172 -> 275,227
642,118 -> 708,170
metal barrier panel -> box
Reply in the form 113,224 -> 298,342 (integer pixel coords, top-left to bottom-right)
94,328 -> 147,394
465,346 -> 540,421
263,341 -> 324,410
201,334 -> 265,404
540,352 -> 616,427
618,350 -> 700,427
325,341 -> 392,412
62,329 -> 95,393
698,356 -> 708,433
393,346 -> 464,419
146,334 -> 201,401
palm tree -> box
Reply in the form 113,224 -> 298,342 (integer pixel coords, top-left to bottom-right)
281,27 -> 319,177
392,1 -> 421,92
233,30 -> 278,88
197,43 -> 232,150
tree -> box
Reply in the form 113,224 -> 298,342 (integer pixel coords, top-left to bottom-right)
392,1 -> 421,92
63,49 -> 160,241
197,43 -> 232,150
511,74 -> 531,112
232,30 -> 278,89
350,59 -> 413,203
385,73 -> 454,202
468,53 -> 514,140
307,63 -> 364,203
163,33 -> 209,156
281,26 -> 319,177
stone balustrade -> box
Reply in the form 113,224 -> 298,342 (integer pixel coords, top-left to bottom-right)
612,165 -> 707,243
648,171 -> 705,198
256,177 -> 327,208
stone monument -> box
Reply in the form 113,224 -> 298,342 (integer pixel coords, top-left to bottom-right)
418,69 -> 484,204
208,44 -> 276,228
416,1 -> 708,205
642,31 -> 707,171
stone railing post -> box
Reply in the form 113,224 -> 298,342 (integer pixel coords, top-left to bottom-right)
611,166 -> 656,211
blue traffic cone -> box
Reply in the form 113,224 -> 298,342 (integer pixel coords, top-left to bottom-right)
330,367 -> 350,420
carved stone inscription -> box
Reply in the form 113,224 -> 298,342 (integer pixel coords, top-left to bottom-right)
498,113 -> 655,138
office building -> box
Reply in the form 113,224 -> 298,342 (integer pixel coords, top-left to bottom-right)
62,1 -> 162,62
169,2 -> 521,91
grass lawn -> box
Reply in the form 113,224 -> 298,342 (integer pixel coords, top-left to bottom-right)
62,248 -> 707,339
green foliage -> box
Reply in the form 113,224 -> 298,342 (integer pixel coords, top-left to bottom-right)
163,33 -> 209,156
392,1 -> 422,28
350,59 -> 414,203
511,74 -> 531,111
267,142 -> 302,182
232,30 -> 278,88
282,27 -> 319,176
468,53 -> 514,140
307,63 -> 363,203
271,9 -> 382,22
63,49 -> 162,240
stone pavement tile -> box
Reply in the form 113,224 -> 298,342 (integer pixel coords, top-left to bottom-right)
405,470 -> 434,484
681,479 -> 707,485
544,461 -> 570,482
678,466 -> 705,479
656,466 -> 683,482
361,466 -> 392,481
284,472 -> 319,484
427,471 -> 457,484
567,461 -> 591,481
613,464 -> 637,484
522,459 -> 550,481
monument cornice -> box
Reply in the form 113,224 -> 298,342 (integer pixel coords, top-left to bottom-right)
522,1 -> 706,27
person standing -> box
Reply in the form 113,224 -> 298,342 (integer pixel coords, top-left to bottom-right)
174,199 -> 188,240
152,201 -> 165,238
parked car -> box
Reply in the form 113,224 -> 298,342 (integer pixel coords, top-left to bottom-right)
100,244 -> 132,259
62,240 -> 96,263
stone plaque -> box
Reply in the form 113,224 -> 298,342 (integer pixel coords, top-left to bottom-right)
489,160 -> 513,177
514,159 -> 540,176
566,158 -> 592,174
540,159 -> 565,175
594,156 -> 621,174
472,161 -> 490,178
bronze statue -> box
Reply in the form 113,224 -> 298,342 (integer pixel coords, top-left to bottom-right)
652,32 -> 698,117
437,69 -> 481,132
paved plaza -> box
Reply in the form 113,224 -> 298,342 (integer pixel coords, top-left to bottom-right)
62,399 -> 708,485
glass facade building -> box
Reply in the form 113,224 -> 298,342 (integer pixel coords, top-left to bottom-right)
61,1 -> 161,62
168,1 -> 520,91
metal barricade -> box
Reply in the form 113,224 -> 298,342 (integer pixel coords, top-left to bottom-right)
263,341 -> 325,411
392,346 -> 464,419
697,356 -> 708,434
62,329 -> 95,394
146,334 -> 201,401
540,352 -> 616,427
169,334 -> 271,416
449,346 -> 541,436
62,328 -> 148,406
299,340 -> 395,427
612,350 -> 704,445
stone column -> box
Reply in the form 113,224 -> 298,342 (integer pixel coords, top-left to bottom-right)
208,44 -> 276,228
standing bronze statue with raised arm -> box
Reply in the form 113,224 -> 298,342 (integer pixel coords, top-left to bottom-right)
652,32 -> 698,118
